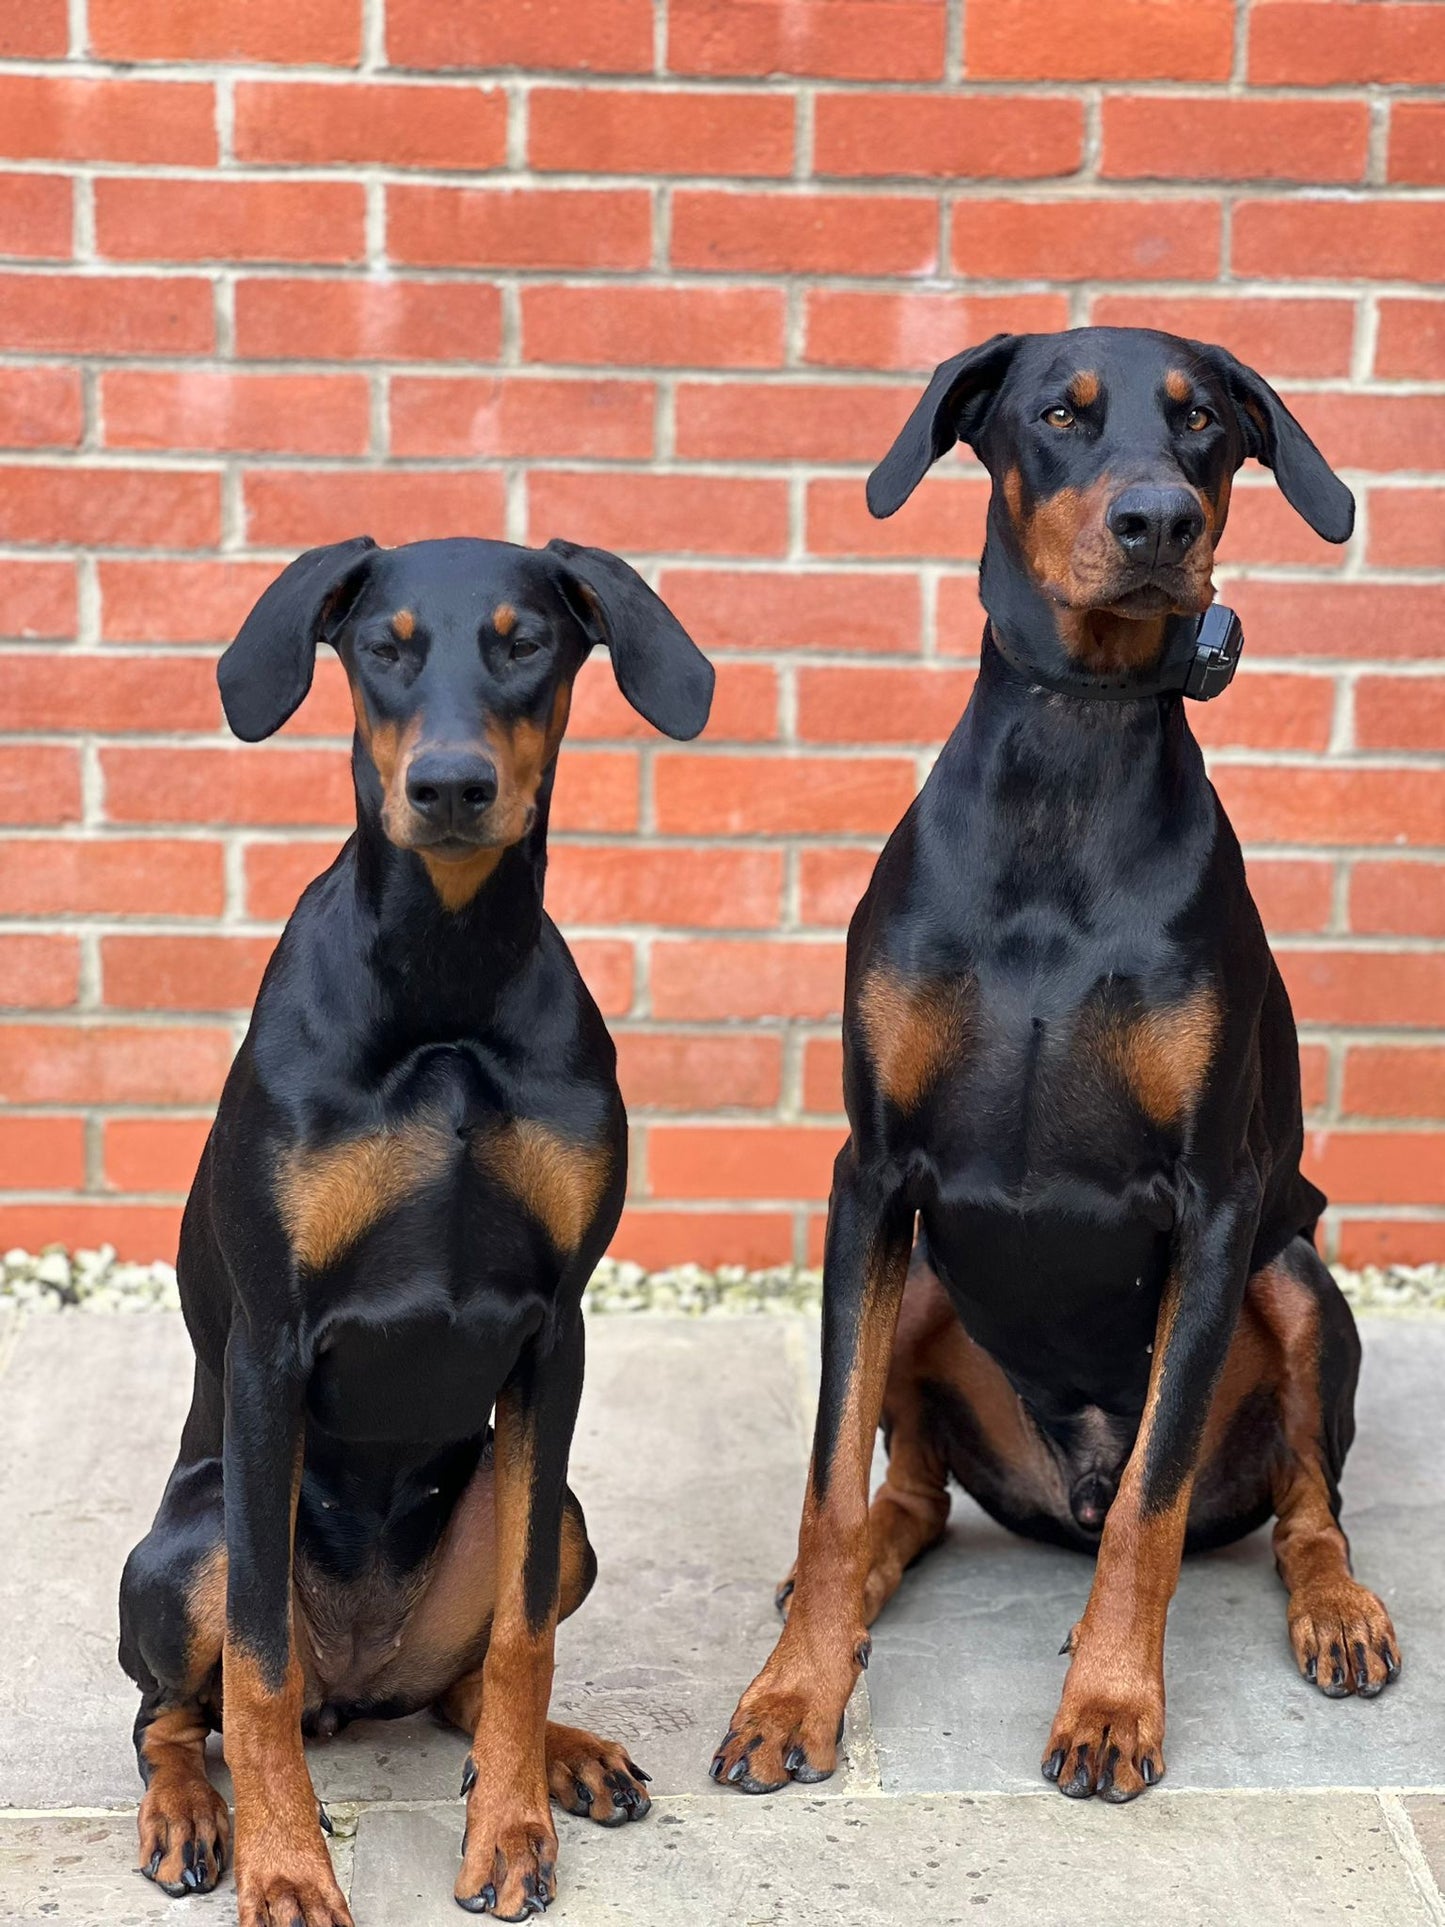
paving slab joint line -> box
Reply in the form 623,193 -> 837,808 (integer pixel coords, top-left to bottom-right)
1380,1792 -> 1445,1927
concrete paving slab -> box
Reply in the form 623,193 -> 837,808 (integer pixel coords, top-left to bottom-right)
866,1319 -> 1445,1795
1405,1795 -> 1445,1898
347,1789 -> 1435,1927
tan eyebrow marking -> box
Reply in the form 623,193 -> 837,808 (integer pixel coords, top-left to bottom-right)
391,609 -> 416,640
493,603 -> 517,636
1067,371 -> 1100,408
1165,370 -> 1191,403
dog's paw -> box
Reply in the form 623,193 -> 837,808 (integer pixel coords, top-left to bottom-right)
545,1722 -> 651,1826
1288,1580 -> 1400,1699
455,1783 -> 558,1920
235,1836 -> 352,1927
1042,1674 -> 1165,1804
137,1773 -> 231,1896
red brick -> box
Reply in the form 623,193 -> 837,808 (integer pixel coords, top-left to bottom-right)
615,1032 -> 782,1110
0,1023 -> 231,1104
807,474 -> 989,560
1234,200 -> 1445,284
0,745 -> 80,824
1304,1128 -> 1445,1206
936,572 -> 986,655
521,284 -> 786,370
390,376 -> 654,461
1336,1219 -> 1445,1266
1285,392 -> 1445,474
103,1115 -> 209,1194
0,1201 -> 181,1261
968,0 -> 1233,78
1220,486 -> 1348,570
96,179 -> 365,266
668,0 -> 947,81
0,0 -> 67,56
656,568 -> 923,654
954,198 -> 1221,282
569,660 -> 778,743
549,845 -> 782,928
1349,861 -> 1445,938
651,939 -> 844,1020
89,0 -> 361,63
242,839 -> 345,920
389,185 -> 652,271
1215,765 -> 1445,849
1281,948 -> 1445,1027
387,0 -> 653,72
1,652 -> 219,732
655,752 -> 914,835
544,750 -> 641,832
1249,3 -> 1445,85
100,559 -> 280,644
0,936 -> 80,1010
673,190 -> 937,276
235,80 -> 506,170
244,468 -> 505,549
647,1123 -> 836,1200
572,938 -> 636,1016
1388,102 -> 1445,185
102,370 -> 370,457
803,290 -> 1071,372
1190,671 -> 1335,753
0,559 -> 75,638
798,847 -> 879,927
530,86 -> 794,176
0,1114 -> 85,1187
0,839 -> 225,917
102,746 -> 351,828
1343,1045 -> 1445,1122
1300,1042 -> 1331,1114
1089,295 -> 1357,380
1375,299 -> 1445,380
0,366 -> 82,448
527,470 -> 788,558
1368,493 -> 1445,573
796,665 -> 974,744
802,1035 -> 843,1113
0,465 -> 218,550
815,94 -> 1083,180
675,380 -> 913,463
0,76 -> 216,165
1243,858 -> 1335,935
102,934 -> 276,1012
0,275 -> 213,357
609,1208 -> 794,1268
235,278 -> 502,363
1102,97 -> 1369,184
1222,581 -> 1445,661
0,175 -> 72,259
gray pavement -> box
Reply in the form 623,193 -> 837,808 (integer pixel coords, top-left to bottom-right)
1,1309 -> 1442,1925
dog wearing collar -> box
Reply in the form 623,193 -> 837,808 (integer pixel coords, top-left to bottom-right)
711,327 -> 1399,1805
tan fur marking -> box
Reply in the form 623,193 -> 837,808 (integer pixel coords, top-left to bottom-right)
1002,465 -> 1024,525
1093,985 -> 1221,1127
1068,370 -> 1100,409
278,1114 -> 454,1271
475,1119 -> 610,1255
1164,369 -> 1191,403
857,967 -> 974,1112
493,603 -> 517,636
391,609 -> 416,641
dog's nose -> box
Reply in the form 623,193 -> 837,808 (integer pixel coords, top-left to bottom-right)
1106,485 -> 1205,569
405,751 -> 498,833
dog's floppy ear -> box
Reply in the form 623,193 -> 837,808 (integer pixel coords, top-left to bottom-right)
1196,342 -> 1354,544
867,333 -> 1020,519
546,538 -> 714,741
218,536 -> 378,741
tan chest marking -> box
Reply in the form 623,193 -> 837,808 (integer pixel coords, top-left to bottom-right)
474,1118 -> 611,1255
277,1114 -> 455,1272
1089,985 -> 1221,1127
857,968 -> 976,1112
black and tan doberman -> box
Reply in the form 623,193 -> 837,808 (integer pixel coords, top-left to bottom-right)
711,326 -> 1399,1804
118,536 -> 713,1922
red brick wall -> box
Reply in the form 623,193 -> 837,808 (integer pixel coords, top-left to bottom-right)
0,0 -> 1442,1269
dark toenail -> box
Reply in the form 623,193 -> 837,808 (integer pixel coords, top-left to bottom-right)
855,1636 -> 872,1670
1332,1663 -> 1345,1688
1059,1636 -> 1072,1656
836,1716 -> 846,1744
626,1760 -> 652,1782
709,1755 -> 725,1782
1043,1748 -> 1065,1782
318,1803 -> 333,1834
460,1759 -> 477,1797
726,1758 -> 748,1784
1305,1656 -> 1317,1683
1383,1645 -> 1400,1679
785,1745 -> 806,1772
1141,1757 -> 1158,1785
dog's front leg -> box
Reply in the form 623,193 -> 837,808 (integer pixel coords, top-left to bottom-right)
456,1316 -> 584,1919
221,1327 -> 351,1927
712,1145 -> 913,1793
1043,1162 -> 1262,1803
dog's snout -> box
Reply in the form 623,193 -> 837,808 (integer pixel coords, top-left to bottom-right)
405,751 -> 499,831
1106,485 -> 1205,569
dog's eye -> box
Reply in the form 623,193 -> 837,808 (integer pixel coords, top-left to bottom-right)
369,641 -> 400,665
1186,406 -> 1213,432
1042,405 -> 1075,429
510,637 -> 541,661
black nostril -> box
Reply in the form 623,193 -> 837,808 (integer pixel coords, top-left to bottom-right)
411,784 -> 439,808
404,753 -> 499,828
1107,485 -> 1204,567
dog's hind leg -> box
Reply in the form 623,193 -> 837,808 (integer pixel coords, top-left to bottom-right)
1253,1241 -> 1400,1699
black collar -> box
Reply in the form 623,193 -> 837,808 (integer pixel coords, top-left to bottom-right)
988,604 -> 1244,704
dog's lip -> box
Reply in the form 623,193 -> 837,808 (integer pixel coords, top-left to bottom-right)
411,834 -> 495,861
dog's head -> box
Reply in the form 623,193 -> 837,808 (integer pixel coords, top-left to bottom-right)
868,326 -> 1353,665
219,536 -> 713,905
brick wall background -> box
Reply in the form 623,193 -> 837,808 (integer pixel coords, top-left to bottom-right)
0,0 -> 1442,1269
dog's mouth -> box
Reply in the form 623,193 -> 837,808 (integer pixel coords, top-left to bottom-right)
1092,570 -> 1213,621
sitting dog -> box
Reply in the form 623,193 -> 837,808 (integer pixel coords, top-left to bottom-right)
119,535 -> 713,1922
712,327 -> 1399,1804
